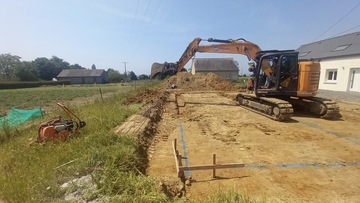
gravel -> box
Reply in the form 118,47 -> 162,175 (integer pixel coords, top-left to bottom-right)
317,89 -> 360,104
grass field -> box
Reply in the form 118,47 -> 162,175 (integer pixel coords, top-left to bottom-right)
0,83 -> 134,116
235,76 -> 251,89
0,81 -> 257,203
0,81 -> 169,202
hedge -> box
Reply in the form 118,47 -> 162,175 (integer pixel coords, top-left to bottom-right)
0,81 -> 71,89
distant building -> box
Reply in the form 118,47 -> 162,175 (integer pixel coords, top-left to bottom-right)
190,58 -> 239,81
57,69 -> 109,84
297,32 -> 360,92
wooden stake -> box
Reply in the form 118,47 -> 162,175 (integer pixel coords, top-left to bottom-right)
172,139 -> 180,177
99,87 -> 103,103
213,154 -> 216,178
179,163 -> 245,171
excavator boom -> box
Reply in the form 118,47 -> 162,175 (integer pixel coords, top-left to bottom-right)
176,38 -> 202,73
176,38 -> 262,73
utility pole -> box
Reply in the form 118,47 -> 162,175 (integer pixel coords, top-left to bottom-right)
122,62 -> 128,82
122,62 -> 129,76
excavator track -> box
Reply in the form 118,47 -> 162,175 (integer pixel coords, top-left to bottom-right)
236,93 -> 294,121
288,97 -> 341,119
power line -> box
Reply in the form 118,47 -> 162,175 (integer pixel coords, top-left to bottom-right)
313,1 -> 360,41
128,0 -> 152,59
153,0 -> 163,18
123,0 -> 164,73
329,24 -> 360,38
125,0 -> 141,60
132,0 -> 163,54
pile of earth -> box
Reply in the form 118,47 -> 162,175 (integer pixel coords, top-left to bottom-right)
163,72 -> 237,91
123,89 -> 161,105
125,73 -> 237,105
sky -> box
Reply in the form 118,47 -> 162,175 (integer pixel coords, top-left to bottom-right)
1,0 -> 360,75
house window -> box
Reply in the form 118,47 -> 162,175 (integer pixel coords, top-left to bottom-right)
326,69 -> 337,82
332,44 -> 351,52
299,51 -> 311,57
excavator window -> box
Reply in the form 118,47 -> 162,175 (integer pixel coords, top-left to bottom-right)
256,53 -> 298,91
279,55 -> 297,76
257,55 -> 278,89
279,55 -> 298,89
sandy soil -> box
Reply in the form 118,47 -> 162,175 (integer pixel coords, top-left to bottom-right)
145,73 -> 360,202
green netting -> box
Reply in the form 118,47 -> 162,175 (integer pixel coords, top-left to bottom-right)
0,107 -> 44,129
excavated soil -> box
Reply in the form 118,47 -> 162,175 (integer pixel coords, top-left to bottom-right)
163,72 -> 238,91
123,89 -> 162,105
118,73 -> 360,202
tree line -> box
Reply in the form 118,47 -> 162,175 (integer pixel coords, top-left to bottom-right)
0,53 -> 149,83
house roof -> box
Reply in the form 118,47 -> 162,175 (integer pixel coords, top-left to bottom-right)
57,69 -> 106,78
296,31 -> 360,60
193,58 -> 239,71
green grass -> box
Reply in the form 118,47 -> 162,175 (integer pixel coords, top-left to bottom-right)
0,81 -> 258,203
0,81 -> 168,203
0,83 -> 132,116
201,189 -> 263,203
234,76 -> 251,89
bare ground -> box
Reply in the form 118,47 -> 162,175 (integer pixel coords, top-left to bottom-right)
121,73 -> 360,202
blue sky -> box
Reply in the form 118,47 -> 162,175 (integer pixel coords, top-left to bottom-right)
1,0 -> 360,75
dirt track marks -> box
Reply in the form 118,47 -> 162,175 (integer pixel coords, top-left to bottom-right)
147,91 -> 360,202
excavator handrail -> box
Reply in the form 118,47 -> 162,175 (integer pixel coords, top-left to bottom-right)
206,38 -> 248,43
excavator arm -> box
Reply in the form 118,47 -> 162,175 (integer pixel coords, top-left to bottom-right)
176,38 -> 262,73
150,37 -> 261,79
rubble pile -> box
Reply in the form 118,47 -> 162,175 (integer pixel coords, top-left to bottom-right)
164,72 -> 237,91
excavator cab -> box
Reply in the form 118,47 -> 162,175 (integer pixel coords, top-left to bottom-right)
253,50 -> 299,97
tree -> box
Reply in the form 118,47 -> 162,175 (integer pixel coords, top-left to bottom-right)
91,64 -> 96,69
0,53 -> 21,80
34,57 -> 55,80
50,56 -> 69,75
34,56 -> 69,80
138,74 -> 149,80
16,61 -> 39,81
107,68 -> 125,83
129,71 -> 137,81
69,64 -> 85,69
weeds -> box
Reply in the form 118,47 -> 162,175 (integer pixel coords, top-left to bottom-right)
0,121 -> 12,142
185,188 -> 263,203
0,82 -> 166,203
0,121 -> 24,144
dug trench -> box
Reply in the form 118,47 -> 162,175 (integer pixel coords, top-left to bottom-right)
116,89 -> 187,198
118,73 -> 360,202
116,73 -> 241,198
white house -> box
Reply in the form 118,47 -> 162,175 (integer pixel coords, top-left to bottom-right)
296,32 -> 360,92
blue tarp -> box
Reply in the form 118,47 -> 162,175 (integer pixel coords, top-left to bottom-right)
0,107 -> 43,129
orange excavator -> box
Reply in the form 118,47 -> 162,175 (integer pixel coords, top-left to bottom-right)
151,37 -> 340,121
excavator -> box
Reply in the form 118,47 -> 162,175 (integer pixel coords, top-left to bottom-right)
151,37 -> 340,121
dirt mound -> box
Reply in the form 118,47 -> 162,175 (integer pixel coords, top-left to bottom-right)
164,72 -> 237,91
124,89 -> 161,105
